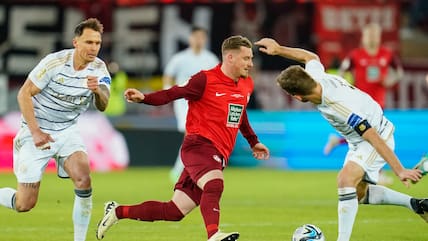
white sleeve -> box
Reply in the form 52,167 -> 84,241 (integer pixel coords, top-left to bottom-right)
305,59 -> 326,80
96,62 -> 112,91
27,54 -> 55,90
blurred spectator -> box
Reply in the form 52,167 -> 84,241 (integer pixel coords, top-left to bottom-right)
105,62 -> 128,116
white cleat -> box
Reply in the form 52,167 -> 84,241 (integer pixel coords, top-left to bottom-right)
208,231 -> 240,241
413,154 -> 428,176
96,201 -> 119,240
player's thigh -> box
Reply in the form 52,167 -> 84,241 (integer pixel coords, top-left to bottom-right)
13,127 -> 54,184
172,189 -> 197,215
57,128 -> 90,187
181,135 -> 224,179
343,140 -> 389,185
338,161 -> 365,187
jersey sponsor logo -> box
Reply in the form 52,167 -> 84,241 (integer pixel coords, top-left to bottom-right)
215,92 -> 226,97
227,103 -> 243,128
99,76 -> 111,85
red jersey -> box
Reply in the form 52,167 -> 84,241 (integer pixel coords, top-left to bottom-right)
142,64 -> 259,160
345,46 -> 399,108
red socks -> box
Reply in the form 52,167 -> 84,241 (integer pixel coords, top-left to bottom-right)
200,179 -> 224,239
114,178 -> 224,240
115,200 -> 183,221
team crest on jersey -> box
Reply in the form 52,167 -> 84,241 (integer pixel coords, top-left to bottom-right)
227,103 -> 243,128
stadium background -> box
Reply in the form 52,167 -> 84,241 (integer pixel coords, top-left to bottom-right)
0,0 -> 427,171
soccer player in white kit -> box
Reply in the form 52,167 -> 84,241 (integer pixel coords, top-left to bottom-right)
255,38 -> 428,241
0,18 -> 110,241
163,26 -> 219,181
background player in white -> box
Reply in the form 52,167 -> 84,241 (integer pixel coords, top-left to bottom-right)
255,38 -> 428,241
0,18 -> 110,241
163,26 -> 219,181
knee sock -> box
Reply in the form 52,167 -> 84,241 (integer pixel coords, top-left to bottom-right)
337,187 -> 358,241
115,200 -> 184,221
73,189 -> 92,241
0,187 -> 16,210
200,179 -> 224,239
361,184 -> 412,210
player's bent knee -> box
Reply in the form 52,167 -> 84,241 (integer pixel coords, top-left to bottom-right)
73,175 -> 91,189
203,179 -> 224,193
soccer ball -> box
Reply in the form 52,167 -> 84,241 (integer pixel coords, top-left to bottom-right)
292,224 -> 325,241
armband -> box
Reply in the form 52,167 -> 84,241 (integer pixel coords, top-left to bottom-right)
354,119 -> 371,136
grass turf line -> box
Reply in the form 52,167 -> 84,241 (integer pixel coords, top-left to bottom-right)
0,167 -> 427,241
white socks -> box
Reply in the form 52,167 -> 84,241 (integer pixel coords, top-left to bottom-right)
337,187 -> 358,241
363,184 -> 412,210
0,187 -> 16,209
73,189 -> 92,241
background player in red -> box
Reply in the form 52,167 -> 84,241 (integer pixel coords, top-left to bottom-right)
96,35 -> 270,241
324,23 -> 404,160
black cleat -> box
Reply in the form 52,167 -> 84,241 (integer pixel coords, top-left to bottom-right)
411,198 -> 428,222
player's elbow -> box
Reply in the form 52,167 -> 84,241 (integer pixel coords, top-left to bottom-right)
304,53 -> 320,63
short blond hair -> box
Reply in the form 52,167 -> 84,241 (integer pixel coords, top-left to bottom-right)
221,35 -> 252,54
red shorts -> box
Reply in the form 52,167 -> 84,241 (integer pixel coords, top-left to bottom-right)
174,134 -> 224,205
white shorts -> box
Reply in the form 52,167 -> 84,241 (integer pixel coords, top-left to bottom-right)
13,124 -> 87,183
344,122 -> 395,184
173,99 -> 188,133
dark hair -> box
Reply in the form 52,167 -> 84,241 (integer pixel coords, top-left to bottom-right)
276,65 -> 316,96
191,26 -> 207,34
74,18 -> 104,37
221,35 -> 252,54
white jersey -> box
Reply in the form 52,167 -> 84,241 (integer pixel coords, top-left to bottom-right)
27,49 -> 111,133
164,48 -> 218,86
305,60 -> 393,147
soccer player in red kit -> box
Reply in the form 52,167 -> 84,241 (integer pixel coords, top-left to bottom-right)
96,36 -> 270,241
323,23 -> 404,165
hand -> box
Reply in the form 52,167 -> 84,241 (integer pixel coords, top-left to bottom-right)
86,75 -> 100,93
124,88 -> 145,103
32,129 -> 54,150
254,38 -> 281,56
397,168 -> 422,187
252,142 -> 270,160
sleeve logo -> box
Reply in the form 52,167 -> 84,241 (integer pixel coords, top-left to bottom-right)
227,103 -> 243,128
99,76 -> 111,85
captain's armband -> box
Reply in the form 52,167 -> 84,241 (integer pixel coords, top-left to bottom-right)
354,119 -> 371,136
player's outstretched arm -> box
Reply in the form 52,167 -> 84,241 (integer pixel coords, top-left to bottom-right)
124,88 -> 145,103
362,128 -> 422,187
254,38 -> 319,64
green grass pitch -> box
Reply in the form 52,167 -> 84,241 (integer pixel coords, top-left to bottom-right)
0,167 -> 427,241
